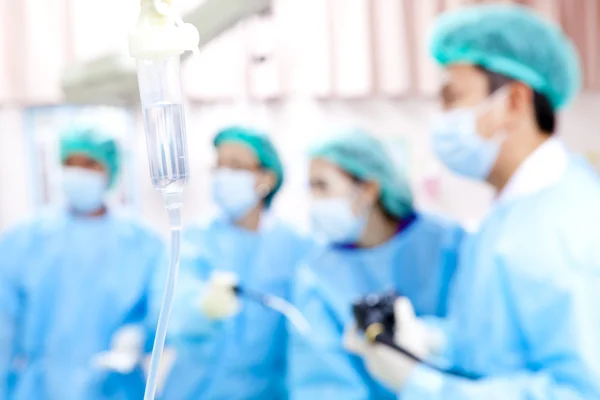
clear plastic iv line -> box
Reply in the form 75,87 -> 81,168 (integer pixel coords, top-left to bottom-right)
129,1 -> 199,400
144,203 -> 181,400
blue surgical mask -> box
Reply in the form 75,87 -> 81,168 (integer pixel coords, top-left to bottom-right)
431,89 -> 508,180
309,197 -> 368,244
430,108 -> 502,180
62,167 -> 108,213
212,168 -> 261,220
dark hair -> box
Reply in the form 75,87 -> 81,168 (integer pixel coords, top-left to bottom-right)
476,66 -> 556,135
348,175 -> 399,223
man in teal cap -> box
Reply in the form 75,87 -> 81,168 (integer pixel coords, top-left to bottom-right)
347,4 -> 600,399
154,125 -> 313,399
211,125 -> 284,213
0,126 -> 164,399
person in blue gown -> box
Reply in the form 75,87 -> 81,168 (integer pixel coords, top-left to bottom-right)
0,126 -> 164,399
154,126 -> 312,400
288,130 -> 464,399
348,4 -> 600,399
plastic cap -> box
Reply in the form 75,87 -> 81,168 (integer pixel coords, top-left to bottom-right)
129,3 -> 200,60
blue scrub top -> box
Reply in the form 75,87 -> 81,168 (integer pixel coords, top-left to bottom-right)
0,208 -> 163,400
402,158 -> 600,399
289,212 -> 464,399
154,215 -> 313,400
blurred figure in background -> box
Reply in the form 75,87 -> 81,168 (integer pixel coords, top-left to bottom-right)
0,127 -> 164,399
289,130 -> 464,399
348,4 -> 600,399
154,126 -> 312,400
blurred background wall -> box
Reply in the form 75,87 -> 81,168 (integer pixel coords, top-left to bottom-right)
0,0 -> 599,234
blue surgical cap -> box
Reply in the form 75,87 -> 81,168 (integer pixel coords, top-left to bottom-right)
310,130 -> 413,219
213,126 -> 284,207
59,126 -> 121,187
430,4 -> 581,110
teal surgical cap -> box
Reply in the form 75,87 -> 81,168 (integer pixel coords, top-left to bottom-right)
430,4 -> 581,110
59,126 -> 121,187
213,126 -> 284,207
310,130 -> 413,219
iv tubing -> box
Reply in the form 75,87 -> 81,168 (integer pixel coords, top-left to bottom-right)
144,195 -> 182,400
130,1 -> 198,399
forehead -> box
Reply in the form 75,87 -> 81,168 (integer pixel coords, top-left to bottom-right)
442,64 -> 487,89
438,64 -> 492,108
309,158 -> 350,180
446,63 -> 483,80
216,142 -> 259,163
65,153 -> 97,164
64,153 -> 105,171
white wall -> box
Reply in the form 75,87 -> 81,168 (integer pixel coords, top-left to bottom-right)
1,93 -> 600,236
0,108 -> 32,229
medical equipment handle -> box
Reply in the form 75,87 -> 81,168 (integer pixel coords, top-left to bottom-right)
363,323 -> 482,380
234,286 -> 312,334
352,291 -> 482,380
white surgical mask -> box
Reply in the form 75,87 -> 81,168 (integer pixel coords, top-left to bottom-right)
431,89 -> 508,180
62,167 -> 108,213
212,168 -> 261,220
309,197 -> 369,244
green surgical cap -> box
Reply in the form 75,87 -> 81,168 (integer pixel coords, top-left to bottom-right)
213,126 -> 284,207
310,130 -> 413,219
430,4 -> 581,110
59,126 -> 121,187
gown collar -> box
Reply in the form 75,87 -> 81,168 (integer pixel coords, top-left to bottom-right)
496,138 -> 569,205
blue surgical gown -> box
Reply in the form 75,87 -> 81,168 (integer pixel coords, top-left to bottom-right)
154,214 -> 312,400
0,208 -> 163,400
402,158 -> 600,399
288,213 -> 464,400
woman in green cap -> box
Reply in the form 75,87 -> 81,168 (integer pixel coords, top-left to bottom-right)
288,129 -> 464,399
154,125 -> 312,400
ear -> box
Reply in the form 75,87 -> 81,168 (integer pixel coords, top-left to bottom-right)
504,83 -> 533,131
256,170 -> 277,197
509,83 -> 533,113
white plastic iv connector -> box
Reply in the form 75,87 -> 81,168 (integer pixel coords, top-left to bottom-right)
129,0 -> 199,60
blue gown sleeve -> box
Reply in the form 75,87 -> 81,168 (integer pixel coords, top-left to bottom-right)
401,237 -> 600,399
288,266 -> 371,400
0,227 -> 27,398
96,225 -> 167,399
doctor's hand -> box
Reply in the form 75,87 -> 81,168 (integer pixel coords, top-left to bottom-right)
343,297 -> 445,390
344,323 -> 417,391
197,270 -> 241,319
392,297 -> 446,359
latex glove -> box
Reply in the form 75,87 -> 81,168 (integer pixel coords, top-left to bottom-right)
197,270 -> 241,319
92,325 -> 144,374
344,323 -> 417,391
393,297 -> 446,359
343,297 -> 446,390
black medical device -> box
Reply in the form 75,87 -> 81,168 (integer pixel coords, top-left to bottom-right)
352,290 -> 482,380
